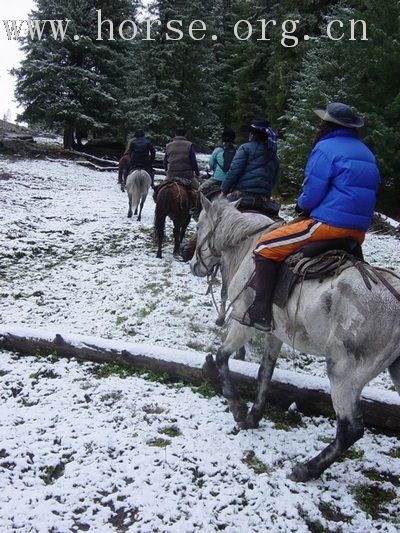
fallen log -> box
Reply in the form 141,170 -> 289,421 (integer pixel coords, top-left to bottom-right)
1,325 -> 399,432
68,150 -> 119,167
75,161 -> 119,172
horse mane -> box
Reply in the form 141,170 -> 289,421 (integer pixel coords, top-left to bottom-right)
210,200 -> 273,250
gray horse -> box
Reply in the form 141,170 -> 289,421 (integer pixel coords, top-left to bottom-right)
190,197 -> 400,481
126,169 -> 151,221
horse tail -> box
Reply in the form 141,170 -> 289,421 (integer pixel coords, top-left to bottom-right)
128,170 -> 151,210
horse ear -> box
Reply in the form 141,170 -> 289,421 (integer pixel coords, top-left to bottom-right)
232,199 -> 241,209
200,193 -> 212,213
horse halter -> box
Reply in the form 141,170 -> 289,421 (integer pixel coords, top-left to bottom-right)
195,215 -> 223,277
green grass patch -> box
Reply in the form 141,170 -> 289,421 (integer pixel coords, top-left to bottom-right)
263,405 -> 304,431
186,341 -> 206,351
179,294 -> 193,304
147,437 -> 171,448
39,463 -> 65,485
138,282 -> 159,296
318,501 -> 351,523
338,447 -> 364,462
351,483 -> 397,519
242,450 -> 271,475
362,469 -> 400,487
297,506 -> 325,533
116,316 -> 128,325
92,363 -> 168,384
188,321 -> 202,334
143,404 -> 166,415
138,301 -> 157,318
194,381 -> 217,398
158,425 -> 181,438
387,447 -> 400,459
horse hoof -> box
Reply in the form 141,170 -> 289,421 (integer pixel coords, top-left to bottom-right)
215,316 -> 225,327
127,213 -> 132,218
288,463 -> 311,482
244,413 -> 259,429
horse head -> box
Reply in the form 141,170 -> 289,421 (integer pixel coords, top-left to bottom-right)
190,196 -> 239,278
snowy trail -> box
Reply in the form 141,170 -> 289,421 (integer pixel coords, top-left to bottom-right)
1,157 -> 400,383
1,351 -> 399,532
0,157 -> 399,532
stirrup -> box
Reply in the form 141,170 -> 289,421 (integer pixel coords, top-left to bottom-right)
231,310 -> 272,332
250,319 -> 272,333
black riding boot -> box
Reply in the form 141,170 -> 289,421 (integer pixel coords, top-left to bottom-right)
247,257 -> 280,332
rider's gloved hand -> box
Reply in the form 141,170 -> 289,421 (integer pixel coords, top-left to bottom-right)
295,201 -> 303,214
295,202 -> 311,217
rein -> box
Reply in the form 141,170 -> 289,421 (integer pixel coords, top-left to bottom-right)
197,216 -> 276,277
196,215 -> 282,315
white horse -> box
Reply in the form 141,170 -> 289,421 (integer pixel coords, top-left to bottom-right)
126,169 -> 151,221
190,197 -> 400,481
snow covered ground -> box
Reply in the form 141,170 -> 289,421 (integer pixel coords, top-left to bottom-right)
0,156 -> 399,532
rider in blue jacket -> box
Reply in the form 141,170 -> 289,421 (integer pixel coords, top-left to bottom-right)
221,119 -> 279,199
246,102 -> 380,332
298,127 -> 379,231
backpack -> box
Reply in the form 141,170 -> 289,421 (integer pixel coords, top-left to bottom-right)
216,144 -> 236,173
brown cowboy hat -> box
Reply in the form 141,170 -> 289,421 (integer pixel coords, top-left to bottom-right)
314,102 -> 364,128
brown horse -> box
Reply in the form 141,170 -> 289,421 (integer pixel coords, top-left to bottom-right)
154,182 -> 191,259
118,154 -> 129,192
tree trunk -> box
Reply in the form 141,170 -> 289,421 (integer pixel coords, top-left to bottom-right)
63,126 -> 75,150
1,326 -> 399,432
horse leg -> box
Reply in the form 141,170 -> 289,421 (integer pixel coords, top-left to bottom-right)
290,355 -> 365,482
244,334 -> 282,428
127,193 -> 132,218
172,221 -> 181,257
209,323 -> 254,426
137,195 -> 146,222
155,208 -> 165,259
389,356 -> 400,395
233,346 -> 246,360
179,214 -> 191,245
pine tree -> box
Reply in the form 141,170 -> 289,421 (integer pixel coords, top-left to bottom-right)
126,0 -> 220,151
13,0 -> 139,148
279,0 -> 400,211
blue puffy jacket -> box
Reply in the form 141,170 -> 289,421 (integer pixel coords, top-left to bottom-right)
221,140 -> 279,197
297,129 -> 380,231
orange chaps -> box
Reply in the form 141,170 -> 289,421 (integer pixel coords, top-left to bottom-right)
254,218 -> 365,262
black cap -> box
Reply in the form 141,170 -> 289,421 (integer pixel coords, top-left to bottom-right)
222,128 -> 236,142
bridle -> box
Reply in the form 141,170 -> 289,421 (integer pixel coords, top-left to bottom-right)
195,214 -> 224,277
195,213 -> 281,277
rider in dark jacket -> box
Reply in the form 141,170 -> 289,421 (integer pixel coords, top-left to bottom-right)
125,129 -> 156,187
221,119 -> 279,199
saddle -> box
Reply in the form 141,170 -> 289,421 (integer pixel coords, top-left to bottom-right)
271,237 -> 400,308
153,177 -> 193,202
201,183 -> 222,201
153,177 -> 200,218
